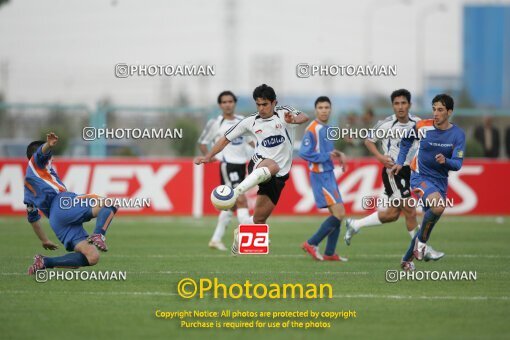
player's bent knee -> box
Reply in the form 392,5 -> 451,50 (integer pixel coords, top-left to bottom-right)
80,245 -> 100,266
388,210 -> 400,222
86,251 -> 100,266
259,159 -> 280,176
431,206 -> 445,216
332,211 -> 345,220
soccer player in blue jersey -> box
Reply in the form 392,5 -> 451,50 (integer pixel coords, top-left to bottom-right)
392,94 -> 465,271
299,96 -> 348,261
24,132 -> 118,275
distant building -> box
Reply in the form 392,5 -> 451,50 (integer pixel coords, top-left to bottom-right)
463,5 -> 510,109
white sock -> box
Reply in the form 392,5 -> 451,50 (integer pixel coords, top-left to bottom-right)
234,167 -> 271,196
409,227 -> 419,239
211,210 -> 233,242
236,208 -> 251,225
351,212 -> 382,230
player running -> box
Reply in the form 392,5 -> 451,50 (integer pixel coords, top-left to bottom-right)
299,96 -> 348,261
198,91 -> 254,251
24,132 -> 118,274
344,89 -> 444,261
194,84 -> 309,254
392,94 -> 465,271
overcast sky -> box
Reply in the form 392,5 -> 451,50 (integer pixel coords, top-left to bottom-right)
0,0 -> 507,108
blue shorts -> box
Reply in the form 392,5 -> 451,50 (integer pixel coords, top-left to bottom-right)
410,172 -> 447,201
49,192 -> 94,251
310,171 -> 343,209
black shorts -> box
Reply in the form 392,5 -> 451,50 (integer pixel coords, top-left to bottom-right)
248,156 -> 289,206
220,162 -> 247,188
382,165 -> 411,199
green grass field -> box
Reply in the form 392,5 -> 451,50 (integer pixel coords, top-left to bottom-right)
1,215 -> 509,340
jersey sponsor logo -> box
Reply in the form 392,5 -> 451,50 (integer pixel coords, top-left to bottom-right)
303,138 -> 311,146
428,142 -> 453,148
275,123 -> 282,129
261,135 -> 285,148
230,136 -> 244,145
255,129 -> 263,134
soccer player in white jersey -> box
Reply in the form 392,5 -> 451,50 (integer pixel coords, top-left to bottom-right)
195,84 -> 309,254
344,89 -> 444,261
198,91 -> 254,251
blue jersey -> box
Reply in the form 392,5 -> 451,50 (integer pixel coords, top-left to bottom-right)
397,119 -> 465,186
23,145 -> 67,222
299,120 -> 334,173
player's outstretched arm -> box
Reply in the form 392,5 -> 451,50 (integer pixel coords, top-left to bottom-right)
198,143 -> 209,156
30,220 -> 58,250
285,111 -> 309,124
194,136 -> 230,164
41,132 -> 59,154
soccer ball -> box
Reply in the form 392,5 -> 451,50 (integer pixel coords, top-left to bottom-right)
211,185 -> 236,210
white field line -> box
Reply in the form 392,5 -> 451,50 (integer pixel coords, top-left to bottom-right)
0,289 -> 508,301
1,271 -> 369,276
4,254 -> 510,259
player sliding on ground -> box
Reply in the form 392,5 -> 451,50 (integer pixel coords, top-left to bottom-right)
24,132 -> 118,274
198,91 -> 254,251
344,89 -> 444,261
391,94 -> 465,271
299,96 -> 348,261
195,84 -> 309,255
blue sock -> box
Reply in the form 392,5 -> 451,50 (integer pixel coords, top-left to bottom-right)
94,206 -> 117,235
417,209 -> 441,242
402,209 -> 442,261
308,215 -> 341,246
325,223 -> 341,256
43,252 -> 90,268
403,233 -> 419,262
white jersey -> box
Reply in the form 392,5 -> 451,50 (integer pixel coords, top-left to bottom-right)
198,114 -> 253,164
224,105 -> 301,177
367,113 -> 420,166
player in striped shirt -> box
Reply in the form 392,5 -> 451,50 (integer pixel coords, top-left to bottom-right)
24,132 -> 118,275
195,84 -> 309,254
198,91 -> 254,251
344,89 -> 444,261
299,96 -> 348,261
392,94 -> 466,271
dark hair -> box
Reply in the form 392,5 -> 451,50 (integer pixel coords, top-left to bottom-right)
432,94 -> 454,111
252,84 -> 276,101
314,96 -> 331,107
390,89 -> 411,103
26,141 -> 45,160
217,91 -> 237,104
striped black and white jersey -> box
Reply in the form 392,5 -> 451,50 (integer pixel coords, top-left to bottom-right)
366,114 -> 420,166
224,105 -> 302,177
198,114 -> 253,164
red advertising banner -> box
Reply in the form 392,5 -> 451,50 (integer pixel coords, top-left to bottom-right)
0,158 -> 508,216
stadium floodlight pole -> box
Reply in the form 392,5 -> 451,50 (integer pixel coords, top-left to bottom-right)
416,3 -> 447,108
364,0 -> 413,99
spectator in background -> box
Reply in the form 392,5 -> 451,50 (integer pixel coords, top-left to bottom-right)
362,108 -> 376,128
474,116 -> 500,158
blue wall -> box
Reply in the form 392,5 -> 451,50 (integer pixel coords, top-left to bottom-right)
463,5 -> 510,108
